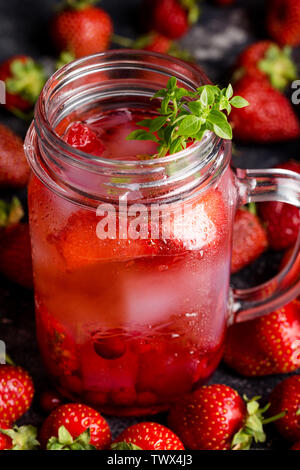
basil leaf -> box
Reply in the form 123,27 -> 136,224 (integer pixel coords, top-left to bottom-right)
230,96 -> 249,108
188,101 -> 202,115
226,84 -> 233,99
126,130 -> 158,142
178,115 -> 201,136
213,120 -> 233,140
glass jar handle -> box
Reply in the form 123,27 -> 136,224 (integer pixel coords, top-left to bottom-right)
231,167 -> 300,324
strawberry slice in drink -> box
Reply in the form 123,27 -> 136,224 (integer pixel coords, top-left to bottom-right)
161,187 -> 228,255
51,209 -> 160,271
63,121 -> 105,157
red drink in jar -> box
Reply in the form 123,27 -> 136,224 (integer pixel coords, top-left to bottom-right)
25,51 -> 300,415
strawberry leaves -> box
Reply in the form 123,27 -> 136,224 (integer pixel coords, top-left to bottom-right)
231,396 -> 285,450
0,425 -> 40,450
46,425 -> 96,450
111,441 -> 142,450
127,77 -> 248,157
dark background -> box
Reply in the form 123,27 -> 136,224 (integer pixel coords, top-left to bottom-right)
0,0 -> 299,450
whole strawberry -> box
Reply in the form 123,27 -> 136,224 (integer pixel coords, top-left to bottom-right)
233,41 -> 297,91
0,55 -> 45,114
0,124 -> 30,188
0,422 -> 39,450
267,0 -> 300,46
168,385 -> 277,450
112,422 -> 184,450
223,299 -> 300,376
39,403 -> 111,450
269,375 -> 300,442
51,0 -> 113,58
0,198 -> 33,288
231,205 -> 268,274
142,0 -> 200,40
229,76 -> 300,142
112,32 -> 193,60
0,365 -> 34,423
131,32 -> 173,54
259,160 -> 300,250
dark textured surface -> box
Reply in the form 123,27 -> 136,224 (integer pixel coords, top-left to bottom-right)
0,0 -> 299,450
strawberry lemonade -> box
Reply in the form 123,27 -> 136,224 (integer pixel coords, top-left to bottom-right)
25,52 -> 240,416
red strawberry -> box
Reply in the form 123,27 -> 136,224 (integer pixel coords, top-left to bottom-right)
291,441 -> 300,450
50,209 -> 159,271
0,55 -> 45,113
233,41 -> 297,91
266,0 -> 300,46
223,299 -> 300,376
231,206 -> 268,273
112,422 -> 185,450
0,124 -> 30,188
259,160 -> 300,251
269,375 -> 300,442
0,198 -> 33,288
113,32 -> 172,54
112,32 -> 193,61
51,0 -> 113,58
168,385 -> 276,450
229,76 -> 300,142
142,0 -> 200,40
63,121 -> 105,156
0,422 -> 39,450
39,403 -> 111,450
133,32 -> 173,54
143,34 -> 172,53
0,365 -> 34,422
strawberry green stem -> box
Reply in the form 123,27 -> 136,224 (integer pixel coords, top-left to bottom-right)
258,45 -> 298,92
0,425 -> 40,450
112,34 -> 135,48
46,425 -> 96,450
111,441 -> 142,450
262,411 -> 286,425
231,396 -> 285,450
0,197 -> 24,228
179,0 -> 201,25
65,0 -> 98,10
4,354 -> 15,366
247,202 -> 257,216
6,58 -> 46,106
56,51 -> 76,70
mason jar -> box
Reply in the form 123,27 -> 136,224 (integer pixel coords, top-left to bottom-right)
24,50 -> 300,416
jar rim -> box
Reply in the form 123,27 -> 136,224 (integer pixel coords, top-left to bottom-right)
35,49 -> 217,170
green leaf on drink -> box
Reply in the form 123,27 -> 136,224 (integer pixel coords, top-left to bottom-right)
127,76 -> 249,157
178,115 -> 201,136
126,130 -> 159,142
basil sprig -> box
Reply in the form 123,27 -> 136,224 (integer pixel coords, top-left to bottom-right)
127,77 -> 248,157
